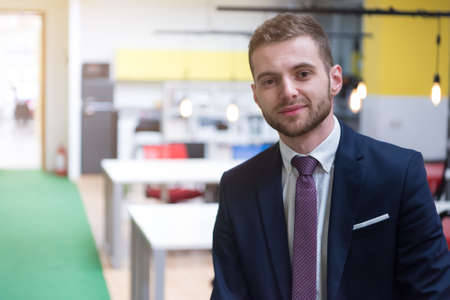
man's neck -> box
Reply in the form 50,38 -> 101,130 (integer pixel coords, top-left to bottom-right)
280,114 -> 335,154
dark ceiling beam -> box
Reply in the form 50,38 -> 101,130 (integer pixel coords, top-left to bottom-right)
216,6 -> 450,17
154,29 -> 372,39
154,30 -> 252,36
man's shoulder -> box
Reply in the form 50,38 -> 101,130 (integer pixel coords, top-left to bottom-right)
222,143 -> 280,182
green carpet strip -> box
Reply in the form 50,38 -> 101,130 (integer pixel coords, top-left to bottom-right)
0,170 -> 110,300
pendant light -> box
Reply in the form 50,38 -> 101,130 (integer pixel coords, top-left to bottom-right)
356,80 -> 367,99
431,18 -> 442,106
348,78 -> 366,114
226,103 -> 240,122
348,39 -> 367,113
349,88 -> 362,114
179,97 -> 193,118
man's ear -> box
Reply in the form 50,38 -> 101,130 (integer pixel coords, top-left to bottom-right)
329,65 -> 343,97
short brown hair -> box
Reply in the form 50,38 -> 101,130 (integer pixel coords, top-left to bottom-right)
249,14 -> 333,74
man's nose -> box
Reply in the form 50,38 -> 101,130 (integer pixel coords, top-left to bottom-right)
280,77 -> 299,100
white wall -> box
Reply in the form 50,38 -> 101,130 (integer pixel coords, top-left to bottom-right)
361,95 -> 448,161
0,0 -> 69,171
79,0 -> 293,63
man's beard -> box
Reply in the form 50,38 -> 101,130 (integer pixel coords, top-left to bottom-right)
262,86 -> 332,138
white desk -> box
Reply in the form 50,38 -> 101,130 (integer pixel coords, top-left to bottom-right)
102,158 -> 241,268
129,203 -> 218,300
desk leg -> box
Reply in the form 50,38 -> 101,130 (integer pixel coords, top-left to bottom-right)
160,185 -> 169,203
131,220 -> 150,300
152,249 -> 166,300
204,183 -> 219,202
104,172 -> 123,268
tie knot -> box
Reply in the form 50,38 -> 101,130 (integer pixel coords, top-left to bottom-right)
291,155 -> 318,175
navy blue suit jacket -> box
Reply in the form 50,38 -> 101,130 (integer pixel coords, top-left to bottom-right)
211,124 -> 450,300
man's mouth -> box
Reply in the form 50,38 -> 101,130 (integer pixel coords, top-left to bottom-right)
279,104 -> 307,116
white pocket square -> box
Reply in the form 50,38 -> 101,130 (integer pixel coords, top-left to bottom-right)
353,213 -> 390,231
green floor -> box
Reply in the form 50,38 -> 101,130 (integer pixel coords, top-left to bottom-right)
0,170 -> 110,300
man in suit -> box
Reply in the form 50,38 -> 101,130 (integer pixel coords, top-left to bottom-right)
211,14 -> 450,300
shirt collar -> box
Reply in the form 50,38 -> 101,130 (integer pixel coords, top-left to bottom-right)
279,115 -> 341,174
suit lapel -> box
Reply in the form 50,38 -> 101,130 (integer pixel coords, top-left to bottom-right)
256,145 -> 291,300
327,125 -> 365,300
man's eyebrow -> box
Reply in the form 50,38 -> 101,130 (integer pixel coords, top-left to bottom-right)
292,63 -> 315,70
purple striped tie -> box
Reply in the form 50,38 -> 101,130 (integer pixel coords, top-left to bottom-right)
291,155 -> 319,300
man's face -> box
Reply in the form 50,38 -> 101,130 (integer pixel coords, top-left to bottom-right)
251,36 -> 342,138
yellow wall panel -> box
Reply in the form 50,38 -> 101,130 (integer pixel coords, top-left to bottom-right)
116,50 -> 252,81
116,50 -> 185,81
186,51 -> 232,80
363,0 -> 449,97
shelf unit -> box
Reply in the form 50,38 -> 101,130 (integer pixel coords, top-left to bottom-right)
161,81 -> 278,158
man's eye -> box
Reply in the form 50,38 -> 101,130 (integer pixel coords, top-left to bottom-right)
297,71 -> 310,79
261,79 -> 275,86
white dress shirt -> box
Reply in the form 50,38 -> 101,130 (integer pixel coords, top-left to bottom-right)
279,115 -> 341,300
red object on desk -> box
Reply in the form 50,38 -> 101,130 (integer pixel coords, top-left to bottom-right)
145,188 -> 203,203
143,143 -> 188,159
424,162 -> 445,196
142,143 -> 203,203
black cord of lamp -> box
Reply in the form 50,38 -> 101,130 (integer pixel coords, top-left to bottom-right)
435,18 -> 441,75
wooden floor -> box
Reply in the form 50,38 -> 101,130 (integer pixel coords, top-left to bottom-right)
76,175 -> 214,300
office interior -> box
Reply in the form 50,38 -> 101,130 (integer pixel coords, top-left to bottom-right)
0,0 -> 449,299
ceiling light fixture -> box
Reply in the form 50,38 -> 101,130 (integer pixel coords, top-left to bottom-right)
356,80 -> 367,100
226,103 -> 240,122
431,18 -> 442,106
349,88 -> 362,114
179,97 -> 193,118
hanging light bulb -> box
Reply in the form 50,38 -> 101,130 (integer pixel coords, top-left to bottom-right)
430,19 -> 442,107
356,81 -> 367,99
431,74 -> 442,106
348,89 -> 362,114
226,103 -> 240,122
179,97 -> 193,118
